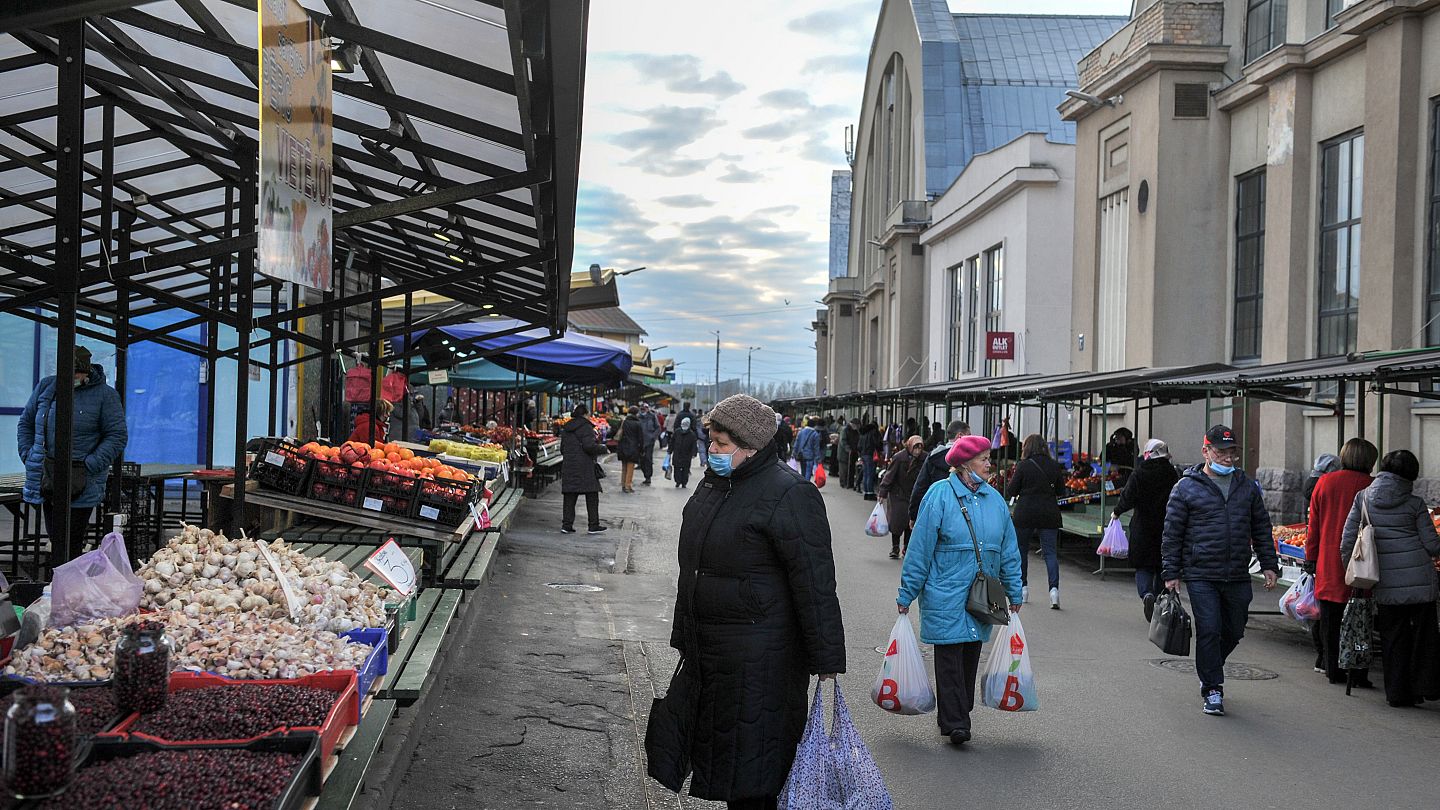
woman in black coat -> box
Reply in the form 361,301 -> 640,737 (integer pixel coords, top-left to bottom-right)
617,408 -> 644,494
646,395 -> 845,809
1112,438 -> 1180,613
558,404 -> 606,534
670,413 -> 699,489
1005,434 -> 1068,608
877,435 -> 926,559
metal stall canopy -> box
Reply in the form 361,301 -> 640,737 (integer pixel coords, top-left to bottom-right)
0,0 -> 589,557
409,357 -> 561,393
394,318 -> 632,386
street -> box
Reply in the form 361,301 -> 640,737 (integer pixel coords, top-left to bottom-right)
386,458 -> 1440,810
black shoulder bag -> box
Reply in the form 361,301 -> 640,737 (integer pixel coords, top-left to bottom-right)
951,484 -> 1010,626
38,400 -> 87,500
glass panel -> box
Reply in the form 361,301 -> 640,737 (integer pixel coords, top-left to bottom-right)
1347,223 -> 1362,307
1322,142 -> 1341,225
1319,229 -> 1339,310
1336,140 -> 1353,222
0,314 -> 37,408
1351,134 -> 1365,219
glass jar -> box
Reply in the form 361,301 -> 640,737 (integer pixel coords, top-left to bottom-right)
113,620 -> 174,714
3,685 -> 77,798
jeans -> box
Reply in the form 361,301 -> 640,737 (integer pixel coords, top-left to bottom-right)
1015,527 -> 1059,589
1186,580 -> 1253,694
799,459 -> 816,481
861,457 -> 877,495
1135,567 -> 1163,600
934,641 -> 982,734
561,492 -> 599,531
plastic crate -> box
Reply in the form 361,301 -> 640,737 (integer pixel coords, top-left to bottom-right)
340,627 -> 389,698
309,457 -> 366,487
58,734 -> 322,810
355,486 -> 416,519
364,467 -> 420,498
107,670 -> 359,763
413,475 -> 481,525
248,439 -> 314,496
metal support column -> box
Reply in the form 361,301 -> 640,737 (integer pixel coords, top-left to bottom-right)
401,292 -> 413,439
231,150 -> 257,535
368,257 -> 384,445
1335,380 -> 1347,455
268,283 -> 280,436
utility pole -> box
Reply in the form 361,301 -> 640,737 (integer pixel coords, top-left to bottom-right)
747,346 -> 761,395
711,330 -> 721,406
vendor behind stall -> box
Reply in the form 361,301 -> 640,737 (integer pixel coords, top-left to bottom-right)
348,399 -> 393,445
17,346 -> 128,563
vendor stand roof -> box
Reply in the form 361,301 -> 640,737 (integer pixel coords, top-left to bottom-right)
394,318 -> 632,386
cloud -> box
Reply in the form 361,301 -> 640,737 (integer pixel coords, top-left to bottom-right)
628,54 -> 745,98
657,194 -> 716,208
758,89 -> 812,109
785,4 -> 875,36
741,91 -> 849,142
801,54 -> 868,75
799,132 -> 845,165
611,106 -> 724,177
717,164 -> 764,184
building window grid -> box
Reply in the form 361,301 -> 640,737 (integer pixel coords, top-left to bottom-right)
964,257 -> 979,374
1427,100 -> 1440,347
1244,0 -> 1287,64
984,245 -> 1004,378
948,265 -> 963,379
1317,131 -> 1364,359
1233,170 -> 1266,361
1326,0 -> 1347,28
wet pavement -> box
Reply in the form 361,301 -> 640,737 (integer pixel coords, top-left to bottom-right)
383,457 -> 1440,809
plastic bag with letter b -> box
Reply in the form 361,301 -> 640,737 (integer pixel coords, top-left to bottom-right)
864,503 -> 889,538
871,614 -> 934,715
780,680 -> 893,810
49,531 -> 143,628
980,614 -> 1038,712
1097,519 -> 1129,558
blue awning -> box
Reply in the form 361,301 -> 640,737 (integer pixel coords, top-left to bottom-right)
409,357 -> 561,392
393,319 -> 632,385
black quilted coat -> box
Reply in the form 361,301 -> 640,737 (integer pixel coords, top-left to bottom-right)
1161,465 -> 1278,582
1113,456 -> 1180,570
647,442 -> 846,801
558,417 -> 604,495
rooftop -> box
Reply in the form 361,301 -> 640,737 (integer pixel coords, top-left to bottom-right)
567,305 -> 646,337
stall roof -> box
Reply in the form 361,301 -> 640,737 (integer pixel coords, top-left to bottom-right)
1153,350 -> 1440,390
395,318 -> 632,386
409,356 -> 560,393
0,0 -> 588,361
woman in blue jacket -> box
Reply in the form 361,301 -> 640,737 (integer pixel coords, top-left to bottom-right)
898,434 -> 1022,746
17,347 -> 128,564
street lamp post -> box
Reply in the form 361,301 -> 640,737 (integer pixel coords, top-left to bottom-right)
711,330 -> 721,406
747,346 -> 761,396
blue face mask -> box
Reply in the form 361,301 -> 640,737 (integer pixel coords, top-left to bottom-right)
1208,462 -> 1235,476
708,451 -> 736,477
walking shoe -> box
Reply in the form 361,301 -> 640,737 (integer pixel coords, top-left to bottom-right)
642,479 -> 652,486
587,526 -> 608,535
1142,592 -> 1156,622
888,549 -> 899,559
948,730 -> 971,745
1049,587 -> 1060,610
560,527 -> 576,534
1202,690 -> 1225,716
1314,666 -> 1326,674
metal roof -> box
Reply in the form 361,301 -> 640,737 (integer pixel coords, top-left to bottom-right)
0,0 -> 588,362
567,305 -> 646,337
1154,350 -> 1440,389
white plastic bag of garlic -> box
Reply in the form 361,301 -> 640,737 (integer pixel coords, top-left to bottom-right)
136,525 -> 391,633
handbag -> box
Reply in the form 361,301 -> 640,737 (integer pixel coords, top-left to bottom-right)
644,658 -> 698,792
38,401 -> 88,500
1148,589 -> 1193,656
1337,595 -> 1374,694
951,484 -> 1010,626
593,462 -> 606,479
1345,497 -> 1380,589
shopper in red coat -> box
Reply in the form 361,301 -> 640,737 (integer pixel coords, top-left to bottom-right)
1305,437 -> 1378,686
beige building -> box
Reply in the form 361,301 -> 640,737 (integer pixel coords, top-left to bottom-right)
1065,0 -> 1440,515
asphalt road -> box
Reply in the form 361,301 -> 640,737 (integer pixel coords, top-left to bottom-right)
385,458 -> 1440,810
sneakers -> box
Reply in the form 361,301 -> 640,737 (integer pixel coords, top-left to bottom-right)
1202,690 -> 1225,716
888,548 -> 899,559
560,527 -> 576,534
1021,586 -> 1029,604
587,526 -> 608,535
1049,587 -> 1060,610
1142,592 -> 1156,622
948,729 -> 971,745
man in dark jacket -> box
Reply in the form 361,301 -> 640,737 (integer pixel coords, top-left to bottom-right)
638,403 -> 660,486
839,420 -> 859,489
908,420 -> 970,527
1162,425 -> 1279,716
558,405 -> 607,534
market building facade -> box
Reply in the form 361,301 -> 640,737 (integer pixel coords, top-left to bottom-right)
1064,0 -> 1440,513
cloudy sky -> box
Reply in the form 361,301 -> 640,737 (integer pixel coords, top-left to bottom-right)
575,0 -> 1133,392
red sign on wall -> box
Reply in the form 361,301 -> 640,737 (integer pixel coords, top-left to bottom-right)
986,331 -> 1016,360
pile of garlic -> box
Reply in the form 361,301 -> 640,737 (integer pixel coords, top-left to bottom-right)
136,525 -> 390,633
3,612 -> 371,682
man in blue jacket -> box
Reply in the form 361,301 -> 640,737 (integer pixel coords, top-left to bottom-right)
792,418 -> 821,481
1162,425 -> 1279,717
907,421 -> 970,527
17,347 -> 128,564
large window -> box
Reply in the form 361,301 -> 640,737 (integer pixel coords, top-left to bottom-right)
1429,101 -> 1440,346
1097,189 -> 1130,371
1318,131 -> 1363,358
983,245 -> 1004,377
1234,170 -> 1266,361
1327,0 -> 1349,28
948,265 -> 963,378
1245,0 -> 1287,63
964,256 -> 980,374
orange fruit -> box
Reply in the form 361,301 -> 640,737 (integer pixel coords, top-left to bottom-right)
386,452 -> 401,463
399,448 -> 414,461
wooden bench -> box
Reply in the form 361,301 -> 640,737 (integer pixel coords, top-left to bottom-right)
312,698 -> 396,810
381,587 -> 465,704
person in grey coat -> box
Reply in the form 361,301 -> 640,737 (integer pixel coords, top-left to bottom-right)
1341,450 -> 1440,707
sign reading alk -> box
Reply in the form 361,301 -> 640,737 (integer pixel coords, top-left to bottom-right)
986,331 -> 1015,361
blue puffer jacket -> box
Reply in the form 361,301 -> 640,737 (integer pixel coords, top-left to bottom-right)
16,365 -> 128,508
898,472 -> 1022,645
792,426 -> 820,462
1161,465 -> 1278,583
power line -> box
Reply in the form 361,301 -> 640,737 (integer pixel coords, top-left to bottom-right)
639,306 -> 805,323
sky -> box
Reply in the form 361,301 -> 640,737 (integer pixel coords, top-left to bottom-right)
574,0 -> 1134,392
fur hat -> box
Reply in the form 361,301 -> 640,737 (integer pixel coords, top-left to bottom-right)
707,394 -> 778,450
945,434 -> 993,467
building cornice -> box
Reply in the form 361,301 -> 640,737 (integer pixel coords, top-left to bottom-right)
920,165 -> 1060,245
1061,44 -> 1230,122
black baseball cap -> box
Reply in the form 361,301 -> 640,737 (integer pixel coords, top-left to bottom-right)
1204,425 -> 1237,449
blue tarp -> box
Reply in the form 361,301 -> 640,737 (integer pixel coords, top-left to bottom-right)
408,357 -> 561,392
393,319 -> 632,385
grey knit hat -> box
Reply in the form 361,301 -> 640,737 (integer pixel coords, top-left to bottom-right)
707,394 -> 778,450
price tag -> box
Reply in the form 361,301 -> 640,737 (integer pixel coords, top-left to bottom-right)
468,500 -> 491,531
254,538 -> 303,620
539,444 -> 550,459
363,538 -> 417,597
419,504 -> 440,521
1103,479 -> 1116,493
264,451 -> 286,467
362,496 -> 384,512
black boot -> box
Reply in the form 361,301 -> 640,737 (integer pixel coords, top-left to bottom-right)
889,543 -> 899,560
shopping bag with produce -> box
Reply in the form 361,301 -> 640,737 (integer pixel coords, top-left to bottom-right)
871,615 -> 935,715
1279,572 -> 1319,623
782,681 -> 894,810
49,531 -> 143,628
1097,519 -> 1129,558
865,503 -> 890,538
980,614 -> 1037,712
813,464 -> 827,489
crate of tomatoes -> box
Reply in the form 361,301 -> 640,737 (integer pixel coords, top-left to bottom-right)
415,466 -> 482,526
248,438 -> 313,496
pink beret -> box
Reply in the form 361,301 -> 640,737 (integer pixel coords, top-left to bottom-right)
945,434 -> 993,467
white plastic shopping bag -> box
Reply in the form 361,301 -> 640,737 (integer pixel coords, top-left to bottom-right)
1097,519 -> 1129,558
865,503 -> 889,538
980,614 -> 1038,712
871,615 -> 935,715
1279,572 -> 1320,624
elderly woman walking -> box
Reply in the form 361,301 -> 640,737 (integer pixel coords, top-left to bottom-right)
1113,438 -> 1181,619
558,404 -> 607,535
898,434 -> 1022,746
646,395 -> 846,809
1341,450 -> 1440,707
877,435 -> 926,559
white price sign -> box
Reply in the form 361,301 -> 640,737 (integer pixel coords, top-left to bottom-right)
264,451 -> 286,467
362,496 -> 384,512
254,537 -> 304,620
363,538 -> 417,597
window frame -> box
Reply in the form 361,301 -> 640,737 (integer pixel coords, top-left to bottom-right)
1317,129 -> 1364,359
983,244 -> 1004,378
1426,100 -> 1440,347
964,256 -> 980,374
1326,0 -> 1347,28
1244,0 -> 1287,64
1233,169 -> 1266,361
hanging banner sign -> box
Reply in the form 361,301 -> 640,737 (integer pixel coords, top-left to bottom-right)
259,0 -> 333,291
985,332 -> 1016,361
